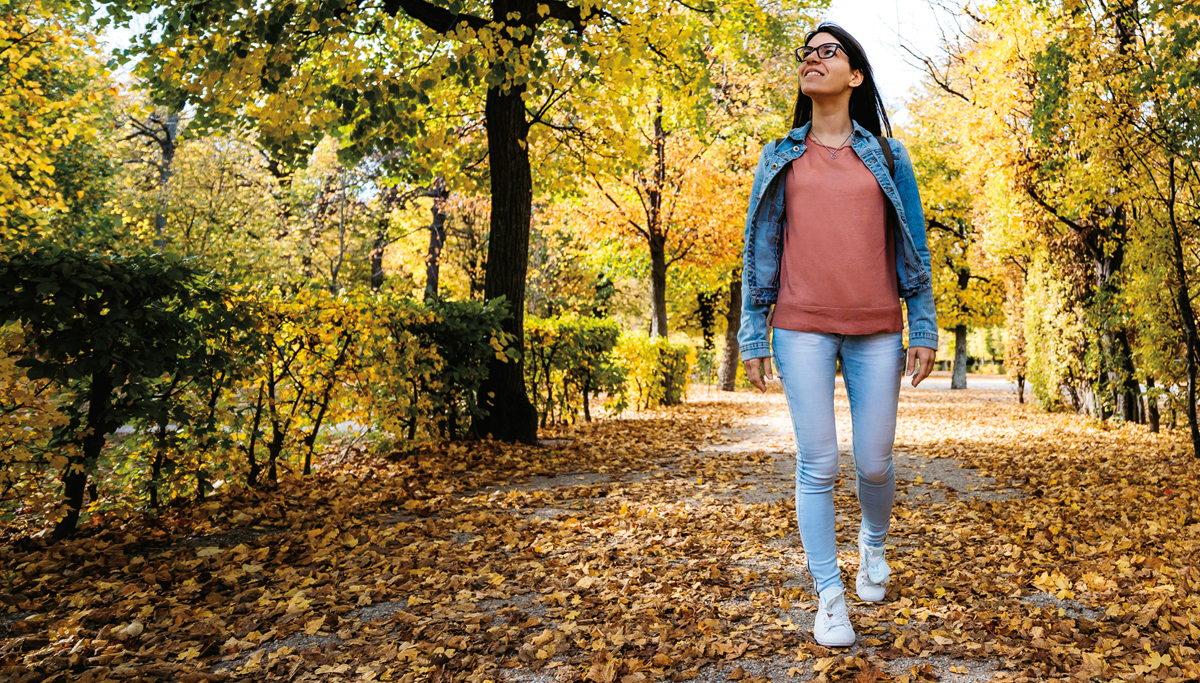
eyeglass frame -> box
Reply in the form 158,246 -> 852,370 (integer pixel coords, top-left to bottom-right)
794,42 -> 846,63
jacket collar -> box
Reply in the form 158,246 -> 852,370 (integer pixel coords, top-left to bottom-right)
783,120 -> 878,142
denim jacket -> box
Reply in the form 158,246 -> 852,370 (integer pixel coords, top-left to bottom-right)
737,121 -> 939,361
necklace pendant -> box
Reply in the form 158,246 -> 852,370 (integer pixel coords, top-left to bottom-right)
829,151 -> 837,159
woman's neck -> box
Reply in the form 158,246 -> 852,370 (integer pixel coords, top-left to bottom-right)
808,96 -> 855,142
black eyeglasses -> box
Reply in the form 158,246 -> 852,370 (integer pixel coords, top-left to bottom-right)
794,43 -> 845,62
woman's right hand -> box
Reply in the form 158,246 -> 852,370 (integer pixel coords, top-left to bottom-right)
743,357 -> 775,393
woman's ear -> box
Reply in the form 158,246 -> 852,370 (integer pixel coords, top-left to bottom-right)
849,69 -> 864,88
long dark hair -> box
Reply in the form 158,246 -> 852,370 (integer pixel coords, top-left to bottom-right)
790,22 -> 892,137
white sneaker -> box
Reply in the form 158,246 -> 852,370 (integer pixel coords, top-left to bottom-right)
856,533 -> 891,603
814,585 -> 856,647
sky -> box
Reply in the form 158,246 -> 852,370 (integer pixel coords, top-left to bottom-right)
821,0 -> 961,123
99,0 -> 960,123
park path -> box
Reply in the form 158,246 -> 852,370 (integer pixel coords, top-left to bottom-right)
12,372 -> 1120,683
432,374 -> 1033,683
213,373 -> 1041,683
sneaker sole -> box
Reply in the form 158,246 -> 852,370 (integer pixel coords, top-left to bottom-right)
815,633 -> 857,647
855,576 -> 887,603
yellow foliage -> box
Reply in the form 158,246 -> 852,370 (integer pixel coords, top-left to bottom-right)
0,327 -> 75,524
0,2 -> 111,245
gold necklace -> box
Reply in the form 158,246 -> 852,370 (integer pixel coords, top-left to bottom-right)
809,131 -> 853,159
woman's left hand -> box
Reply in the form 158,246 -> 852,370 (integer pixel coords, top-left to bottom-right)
905,346 -> 936,387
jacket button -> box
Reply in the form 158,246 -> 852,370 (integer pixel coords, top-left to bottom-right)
792,146 -> 799,151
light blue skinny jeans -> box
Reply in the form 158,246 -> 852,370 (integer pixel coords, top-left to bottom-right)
771,328 -> 904,596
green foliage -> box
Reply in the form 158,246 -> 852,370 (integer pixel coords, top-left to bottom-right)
524,315 -> 625,425
408,297 -> 515,439
0,253 -> 518,533
0,246 -> 247,536
1,1 -> 116,245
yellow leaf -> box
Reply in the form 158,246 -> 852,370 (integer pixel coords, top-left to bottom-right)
304,616 -> 325,635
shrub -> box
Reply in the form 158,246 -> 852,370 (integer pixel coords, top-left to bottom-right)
0,249 -> 516,534
525,315 -> 624,425
0,247 -> 248,538
612,334 -> 692,411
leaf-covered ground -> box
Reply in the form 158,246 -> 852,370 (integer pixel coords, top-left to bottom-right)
3,377 -> 1199,682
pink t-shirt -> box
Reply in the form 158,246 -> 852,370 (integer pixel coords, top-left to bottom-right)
771,136 -> 903,335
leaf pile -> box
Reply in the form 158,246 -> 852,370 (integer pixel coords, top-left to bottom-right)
3,388 -> 1199,683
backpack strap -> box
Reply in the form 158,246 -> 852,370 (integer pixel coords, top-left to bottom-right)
876,135 -> 895,176
875,135 -> 901,238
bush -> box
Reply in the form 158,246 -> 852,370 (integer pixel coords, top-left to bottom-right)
525,315 -> 624,425
612,334 -> 692,411
394,297 -> 513,440
0,249 -> 516,534
0,247 -> 248,537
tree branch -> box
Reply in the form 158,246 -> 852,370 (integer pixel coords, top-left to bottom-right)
379,0 -> 488,32
1025,183 -> 1087,235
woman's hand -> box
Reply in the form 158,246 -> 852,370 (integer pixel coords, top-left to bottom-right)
905,346 -> 936,387
743,357 -> 775,393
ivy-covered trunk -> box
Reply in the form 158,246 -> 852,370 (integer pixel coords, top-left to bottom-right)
474,83 -> 538,444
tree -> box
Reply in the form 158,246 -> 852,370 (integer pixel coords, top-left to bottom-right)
0,248 -> 246,538
2,0 -> 116,247
908,0 -> 1200,454
904,114 -> 1003,389
584,130 -> 748,338
98,0 -> 813,443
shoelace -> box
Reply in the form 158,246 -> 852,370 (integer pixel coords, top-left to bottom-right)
823,607 -> 853,631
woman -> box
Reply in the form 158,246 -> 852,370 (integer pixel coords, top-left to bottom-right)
737,23 -> 938,648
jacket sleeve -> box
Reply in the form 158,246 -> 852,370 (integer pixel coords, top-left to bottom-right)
893,140 -> 939,349
738,143 -> 774,362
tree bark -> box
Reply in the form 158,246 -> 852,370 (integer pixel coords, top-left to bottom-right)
649,231 -> 669,338
474,83 -> 538,444
951,324 -> 968,390
718,271 -> 742,391
648,104 -> 669,338
423,177 -> 450,301
54,369 -> 114,539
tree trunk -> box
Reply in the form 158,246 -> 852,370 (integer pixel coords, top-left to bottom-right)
1114,329 -> 1142,423
1165,159 -> 1200,458
1146,376 -> 1160,433
54,369 -> 113,539
649,231 -> 669,338
423,178 -> 450,301
1016,376 -> 1025,404
718,271 -> 742,392
152,112 -> 179,251
647,103 -> 669,338
245,381 -> 265,487
951,324 -> 968,390
474,83 -> 538,444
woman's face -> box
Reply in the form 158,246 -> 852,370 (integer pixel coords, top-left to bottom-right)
799,32 -> 863,97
